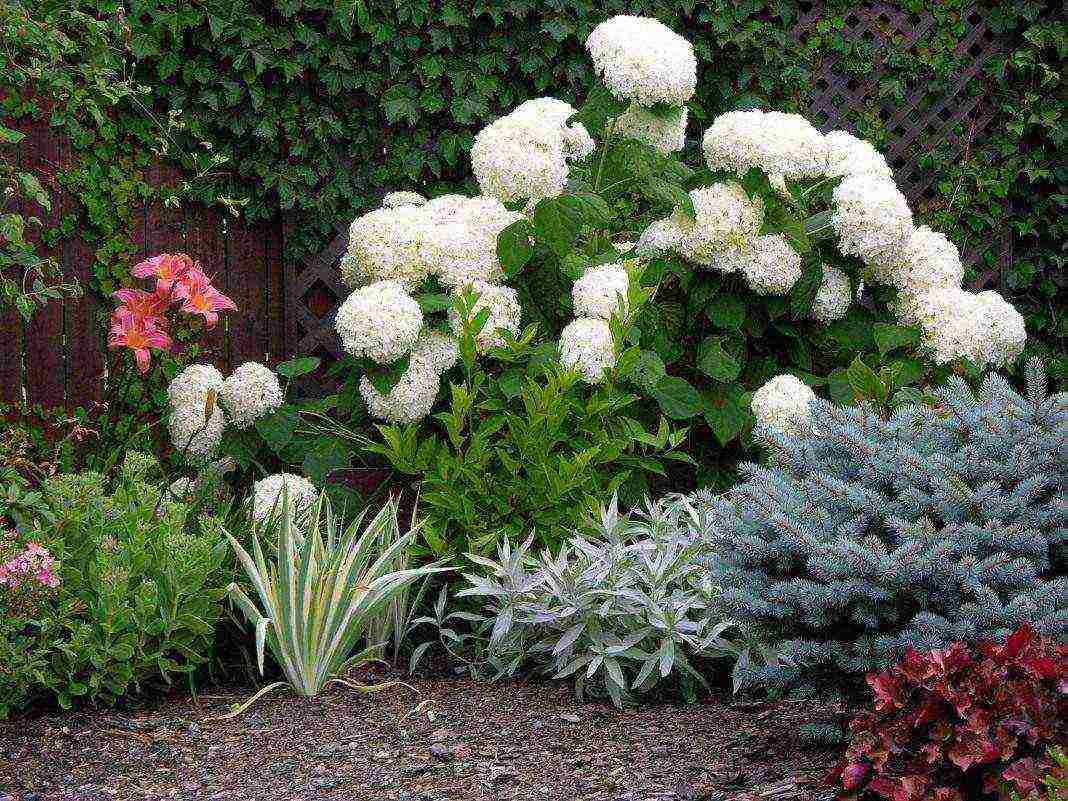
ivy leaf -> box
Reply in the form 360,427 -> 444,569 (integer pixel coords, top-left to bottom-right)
651,376 -> 703,420
872,323 -> 920,355
697,336 -> 741,382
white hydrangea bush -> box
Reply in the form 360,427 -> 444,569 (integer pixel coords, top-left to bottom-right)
322,11 -> 1028,454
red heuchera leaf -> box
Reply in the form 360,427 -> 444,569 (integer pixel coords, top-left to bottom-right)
1001,624 -> 1034,659
841,762 -> 870,790
832,626 -> 1067,800
1000,758 -> 1041,793
868,669 -> 903,713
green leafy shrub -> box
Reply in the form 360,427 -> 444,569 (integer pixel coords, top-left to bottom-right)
330,269 -> 691,557
319,13 -> 1032,559
0,470 -> 230,716
679,359 -> 1066,690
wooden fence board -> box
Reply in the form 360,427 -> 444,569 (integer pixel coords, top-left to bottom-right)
227,215 -> 269,367
20,110 -> 66,408
0,310 -> 22,405
184,202 -> 229,369
265,220 -> 286,364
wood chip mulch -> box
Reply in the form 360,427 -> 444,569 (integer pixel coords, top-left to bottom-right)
0,669 -> 846,801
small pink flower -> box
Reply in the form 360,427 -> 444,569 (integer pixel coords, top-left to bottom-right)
172,268 -> 237,328
132,253 -> 193,294
108,314 -> 173,374
112,288 -> 171,322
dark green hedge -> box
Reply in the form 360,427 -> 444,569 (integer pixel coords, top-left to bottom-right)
8,0 -> 1066,352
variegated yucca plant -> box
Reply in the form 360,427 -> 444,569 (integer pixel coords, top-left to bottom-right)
225,493 -> 447,700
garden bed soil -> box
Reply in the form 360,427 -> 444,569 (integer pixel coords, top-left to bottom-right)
1,668 -> 844,801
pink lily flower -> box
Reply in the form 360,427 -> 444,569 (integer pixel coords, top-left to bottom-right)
132,253 -> 193,294
171,268 -> 237,328
112,287 -> 171,322
107,314 -> 173,374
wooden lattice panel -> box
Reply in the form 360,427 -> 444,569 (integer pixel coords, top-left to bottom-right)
286,225 -> 351,360
791,3 -> 1008,269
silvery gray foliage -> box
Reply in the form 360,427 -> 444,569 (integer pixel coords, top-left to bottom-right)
453,495 -> 778,706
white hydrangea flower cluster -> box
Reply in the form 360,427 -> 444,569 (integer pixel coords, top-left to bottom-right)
586,16 -> 697,107
335,280 -> 423,363
167,363 -> 223,410
702,109 -> 827,180
831,173 -> 914,266
448,280 -> 521,351
409,329 -> 460,374
471,97 -> 594,206
168,402 -> 226,464
167,364 -> 225,464
219,361 -> 283,429
338,195 -> 525,425
359,360 -> 440,425
359,328 -> 460,425
612,103 -> 688,154
882,225 -> 965,294
809,265 -> 852,323
343,194 -> 523,291
818,129 -> 1024,365
167,360 -> 287,462
560,317 -> 616,383
382,191 -> 426,208
742,234 -> 802,296
343,205 -> 429,288
901,286 -> 1026,367
751,374 -> 817,437
823,130 -> 894,180
561,251 -> 635,382
250,473 -> 319,524
641,183 -> 764,272
572,263 -> 630,320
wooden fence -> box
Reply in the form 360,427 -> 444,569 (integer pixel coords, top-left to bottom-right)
2,3 -> 1010,411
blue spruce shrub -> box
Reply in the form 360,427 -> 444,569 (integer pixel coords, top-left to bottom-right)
682,359 -> 1066,688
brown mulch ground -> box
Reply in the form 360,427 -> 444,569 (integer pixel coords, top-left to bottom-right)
0,669 -> 845,801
